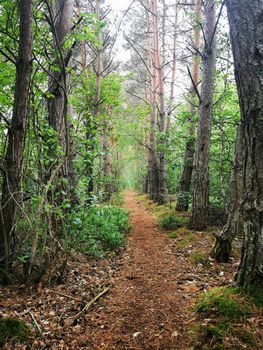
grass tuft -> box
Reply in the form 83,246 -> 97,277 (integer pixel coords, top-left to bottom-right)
0,318 -> 31,345
195,287 -> 253,319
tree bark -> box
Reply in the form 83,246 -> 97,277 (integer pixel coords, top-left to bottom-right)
176,0 -> 201,211
189,0 -> 217,230
212,124 -> 243,262
0,0 -> 33,271
226,0 -> 263,290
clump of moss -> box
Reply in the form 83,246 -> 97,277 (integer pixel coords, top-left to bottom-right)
191,287 -> 259,350
190,251 -> 211,268
0,317 -> 31,345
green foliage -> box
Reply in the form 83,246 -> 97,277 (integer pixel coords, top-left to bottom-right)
168,231 -> 178,239
68,205 -> 130,257
195,287 -> 253,320
160,214 -> 187,230
0,318 -> 31,345
108,192 -> 125,207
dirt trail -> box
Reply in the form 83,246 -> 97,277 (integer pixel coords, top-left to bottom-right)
84,190 -> 191,350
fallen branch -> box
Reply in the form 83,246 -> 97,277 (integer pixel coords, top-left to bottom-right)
68,286 -> 110,322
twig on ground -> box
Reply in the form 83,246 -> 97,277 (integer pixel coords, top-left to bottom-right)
27,309 -> 43,335
68,286 -> 111,323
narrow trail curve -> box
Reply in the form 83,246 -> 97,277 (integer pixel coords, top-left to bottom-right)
85,190 -> 191,350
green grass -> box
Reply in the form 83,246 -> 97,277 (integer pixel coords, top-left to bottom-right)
176,229 -> 196,248
189,251 -> 211,268
195,287 -> 253,319
0,318 -> 31,345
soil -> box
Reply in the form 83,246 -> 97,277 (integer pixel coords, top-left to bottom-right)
81,190 -> 193,350
0,190 -> 257,349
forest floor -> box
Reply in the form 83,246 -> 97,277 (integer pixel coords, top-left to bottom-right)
0,190 -> 262,349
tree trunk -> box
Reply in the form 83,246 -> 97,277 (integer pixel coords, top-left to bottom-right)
176,0 -> 201,211
212,124 -> 243,262
47,0 -> 73,136
152,0 -> 166,204
189,0 -> 217,230
147,0 -> 159,201
0,0 -> 33,271
226,0 -> 263,290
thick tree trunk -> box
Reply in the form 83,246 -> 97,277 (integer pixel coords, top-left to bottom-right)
0,0 -> 33,271
189,0 -> 217,230
212,124 -> 243,262
176,0 -> 201,211
226,0 -> 263,290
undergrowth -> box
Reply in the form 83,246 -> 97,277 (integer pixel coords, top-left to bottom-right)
68,205 -> 130,257
160,214 -> 188,230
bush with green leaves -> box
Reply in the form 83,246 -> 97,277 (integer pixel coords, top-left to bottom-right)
67,205 -> 130,257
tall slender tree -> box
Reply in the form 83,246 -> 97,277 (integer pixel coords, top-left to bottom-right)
0,0 -> 33,271
190,0 -> 217,230
176,0 -> 201,211
152,0 -> 166,204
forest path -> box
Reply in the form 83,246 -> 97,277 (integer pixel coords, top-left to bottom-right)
85,190 -> 191,350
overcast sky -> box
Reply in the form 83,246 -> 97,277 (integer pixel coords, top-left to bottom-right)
108,0 -> 133,11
